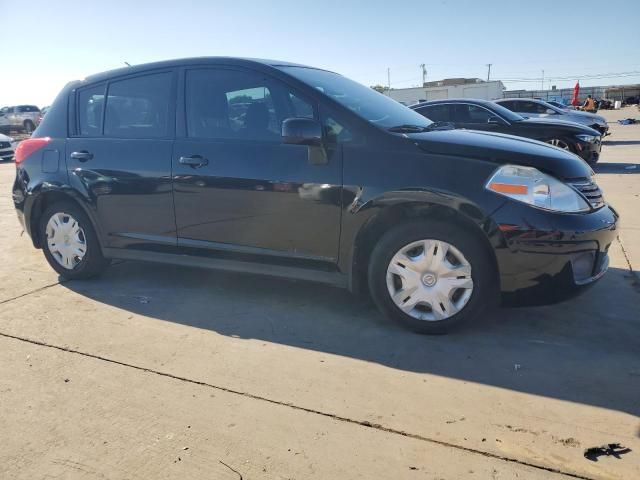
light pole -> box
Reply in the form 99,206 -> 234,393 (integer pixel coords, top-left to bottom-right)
387,67 -> 391,95
486,64 -> 492,82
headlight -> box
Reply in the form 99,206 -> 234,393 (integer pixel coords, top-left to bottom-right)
486,165 -> 590,213
576,134 -> 597,142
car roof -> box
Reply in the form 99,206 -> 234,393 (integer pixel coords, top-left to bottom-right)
497,98 -> 547,102
411,98 -> 499,108
82,57 -> 320,84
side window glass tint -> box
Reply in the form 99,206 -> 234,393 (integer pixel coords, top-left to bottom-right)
288,93 -> 314,119
186,69 -> 291,141
324,116 -> 352,144
421,105 -> 449,122
520,102 -> 535,113
467,105 -> 492,122
104,72 -> 172,138
78,84 -> 105,136
536,103 -> 550,114
226,86 -> 278,136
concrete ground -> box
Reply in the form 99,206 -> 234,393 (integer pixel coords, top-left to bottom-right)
1,107 -> 639,480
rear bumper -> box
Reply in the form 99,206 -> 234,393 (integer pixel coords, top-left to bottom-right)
492,202 -> 619,306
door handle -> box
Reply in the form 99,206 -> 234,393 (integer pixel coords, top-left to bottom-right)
70,151 -> 93,162
179,155 -> 208,168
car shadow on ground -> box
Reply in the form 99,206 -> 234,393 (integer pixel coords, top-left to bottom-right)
62,260 -> 640,419
602,140 -> 640,146
593,163 -> 640,174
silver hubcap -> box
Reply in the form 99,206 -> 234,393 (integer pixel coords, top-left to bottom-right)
386,239 -> 473,322
46,212 -> 87,270
547,139 -> 570,150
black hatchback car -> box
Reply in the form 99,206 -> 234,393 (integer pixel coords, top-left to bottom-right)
411,99 -> 603,165
13,57 -> 618,334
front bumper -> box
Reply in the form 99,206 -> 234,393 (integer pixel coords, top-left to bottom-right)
492,201 -> 619,306
594,124 -> 609,136
575,137 -> 601,163
0,148 -> 14,161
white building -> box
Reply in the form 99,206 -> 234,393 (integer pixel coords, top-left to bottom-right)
387,78 -> 505,106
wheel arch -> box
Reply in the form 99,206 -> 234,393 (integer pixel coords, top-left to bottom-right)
348,194 -> 501,296
28,188 -> 103,250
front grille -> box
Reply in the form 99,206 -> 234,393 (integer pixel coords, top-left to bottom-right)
0,142 -> 10,149
569,179 -> 605,209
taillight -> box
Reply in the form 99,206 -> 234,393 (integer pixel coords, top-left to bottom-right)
14,137 -> 51,165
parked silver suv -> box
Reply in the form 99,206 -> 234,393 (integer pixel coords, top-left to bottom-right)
0,105 -> 41,134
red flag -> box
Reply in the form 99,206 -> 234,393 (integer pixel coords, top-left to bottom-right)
571,82 -> 580,106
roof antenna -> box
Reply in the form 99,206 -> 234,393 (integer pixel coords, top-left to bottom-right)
124,61 -> 131,67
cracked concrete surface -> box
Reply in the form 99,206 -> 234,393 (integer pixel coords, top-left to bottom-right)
1,108 -> 639,479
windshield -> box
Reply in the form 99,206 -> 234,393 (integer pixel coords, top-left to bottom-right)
280,66 -> 433,129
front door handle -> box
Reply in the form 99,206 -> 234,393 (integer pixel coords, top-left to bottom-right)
179,155 -> 208,168
70,151 -> 93,162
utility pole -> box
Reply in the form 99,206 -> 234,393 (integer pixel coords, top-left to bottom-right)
387,67 -> 391,94
541,70 -> 545,91
486,63 -> 492,82
420,63 -> 427,86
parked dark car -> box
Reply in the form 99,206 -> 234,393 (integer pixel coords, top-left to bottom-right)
13,57 -> 618,334
495,98 -> 609,136
411,99 -> 603,164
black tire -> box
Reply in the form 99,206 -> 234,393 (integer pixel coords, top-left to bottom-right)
39,201 -> 108,280
368,220 -> 496,334
23,120 -> 35,134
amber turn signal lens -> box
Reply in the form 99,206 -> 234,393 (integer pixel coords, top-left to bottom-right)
489,182 -> 528,195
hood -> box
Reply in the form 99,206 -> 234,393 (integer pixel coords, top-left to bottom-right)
564,110 -> 606,124
519,117 -> 601,135
407,129 -> 593,179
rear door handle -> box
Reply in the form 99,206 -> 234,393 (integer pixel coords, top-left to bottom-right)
70,151 -> 93,162
179,155 -> 208,168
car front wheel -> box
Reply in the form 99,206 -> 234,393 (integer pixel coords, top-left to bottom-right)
368,220 -> 496,334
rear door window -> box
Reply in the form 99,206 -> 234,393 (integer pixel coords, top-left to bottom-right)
104,72 -> 173,138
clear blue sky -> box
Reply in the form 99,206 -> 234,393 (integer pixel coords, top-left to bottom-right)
4,0 -> 639,107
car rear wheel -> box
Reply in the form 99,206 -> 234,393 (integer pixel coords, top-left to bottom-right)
368,220 -> 495,334
39,202 -> 108,279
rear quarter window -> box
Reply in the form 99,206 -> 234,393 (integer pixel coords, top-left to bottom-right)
77,84 -> 106,136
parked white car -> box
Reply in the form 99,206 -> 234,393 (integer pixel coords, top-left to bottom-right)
0,133 -> 16,161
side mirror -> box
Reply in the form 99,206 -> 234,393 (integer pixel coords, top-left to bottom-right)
487,116 -> 503,125
282,118 -> 322,146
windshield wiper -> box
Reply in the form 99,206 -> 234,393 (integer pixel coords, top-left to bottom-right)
387,124 -> 430,133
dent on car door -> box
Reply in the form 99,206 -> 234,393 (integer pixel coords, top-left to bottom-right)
172,67 -> 343,263
66,71 -> 178,250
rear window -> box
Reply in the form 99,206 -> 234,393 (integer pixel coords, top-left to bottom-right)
17,105 -> 40,113
104,72 -> 172,138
